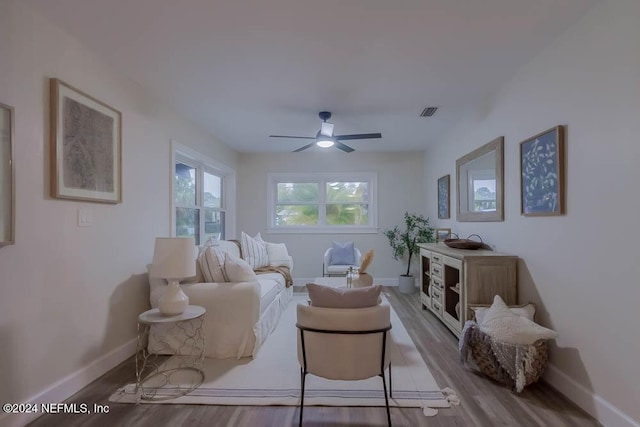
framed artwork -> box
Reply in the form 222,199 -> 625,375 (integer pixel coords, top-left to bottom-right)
437,174 -> 450,219
435,228 -> 451,243
520,125 -> 565,216
50,78 -> 122,203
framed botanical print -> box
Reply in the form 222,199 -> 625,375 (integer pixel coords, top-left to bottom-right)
520,125 -> 565,216
437,174 -> 450,219
50,78 -> 122,203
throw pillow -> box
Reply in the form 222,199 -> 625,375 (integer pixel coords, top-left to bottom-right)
330,241 -> 355,265
199,246 -> 229,282
265,242 -> 292,268
240,232 -> 269,269
480,295 -> 558,345
197,235 -> 218,256
474,303 -> 536,325
307,283 -> 382,309
225,254 -> 259,282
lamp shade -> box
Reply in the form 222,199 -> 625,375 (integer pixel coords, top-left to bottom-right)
150,237 -> 196,280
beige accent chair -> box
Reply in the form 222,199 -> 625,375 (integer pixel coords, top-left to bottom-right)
296,303 -> 393,426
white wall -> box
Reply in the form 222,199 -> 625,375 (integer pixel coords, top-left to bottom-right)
0,2 -> 238,425
237,151 -> 426,282
423,1 -> 640,426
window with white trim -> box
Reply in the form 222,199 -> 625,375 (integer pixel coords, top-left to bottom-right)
173,152 -> 228,244
468,170 -> 497,213
268,173 -> 377,233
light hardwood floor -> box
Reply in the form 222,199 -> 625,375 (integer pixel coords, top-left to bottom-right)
27,288 -> 601,427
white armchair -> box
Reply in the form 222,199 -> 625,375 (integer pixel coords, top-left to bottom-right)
322,246 -> 362,277
296,303 -> 392,426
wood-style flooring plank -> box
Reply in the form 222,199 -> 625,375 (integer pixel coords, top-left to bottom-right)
26,287 -> 601,427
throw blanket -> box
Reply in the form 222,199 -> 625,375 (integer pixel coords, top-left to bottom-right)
254,266 -> 293,287
458,321 -> 548,393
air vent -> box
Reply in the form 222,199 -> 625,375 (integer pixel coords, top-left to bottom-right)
420,107 -> 438,117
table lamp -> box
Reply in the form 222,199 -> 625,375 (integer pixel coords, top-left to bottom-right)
150,237 -> 196,316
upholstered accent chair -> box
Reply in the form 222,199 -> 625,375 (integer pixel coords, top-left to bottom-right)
322,242 -> 362,277
296,303 -> 393,426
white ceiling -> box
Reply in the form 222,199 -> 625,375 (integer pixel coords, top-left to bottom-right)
27,0 -> 596,153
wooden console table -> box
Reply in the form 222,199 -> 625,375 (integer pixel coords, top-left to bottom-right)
418,243 -> 517,338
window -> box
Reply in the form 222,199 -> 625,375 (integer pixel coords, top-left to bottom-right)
172,144 -> 234,244
468,170 -> 496,212
268,173 -> 377,233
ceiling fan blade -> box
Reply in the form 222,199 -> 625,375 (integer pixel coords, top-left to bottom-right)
334,133 -> 382,141
334,141 -> 355,153
293,142 -> 316,152
269,135 -> 315,140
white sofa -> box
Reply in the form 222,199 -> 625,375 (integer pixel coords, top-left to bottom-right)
148,240 -> 293,359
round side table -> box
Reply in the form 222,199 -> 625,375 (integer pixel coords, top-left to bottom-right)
135,305 -> 206,401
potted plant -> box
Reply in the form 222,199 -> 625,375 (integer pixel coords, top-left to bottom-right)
384,212 -> 435,293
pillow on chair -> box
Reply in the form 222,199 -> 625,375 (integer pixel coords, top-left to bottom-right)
307,283 -> 382,308
330,241 -> 355,265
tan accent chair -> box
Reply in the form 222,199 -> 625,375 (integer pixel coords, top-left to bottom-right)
296,303 -> 393,426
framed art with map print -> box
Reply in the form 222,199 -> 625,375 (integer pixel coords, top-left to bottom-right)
437,174 -> 450,219
520,125 -> 565,216
50,78 -> 122,203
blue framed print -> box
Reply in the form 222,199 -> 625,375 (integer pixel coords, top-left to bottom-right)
520,126 -> 565,216
437,174 -> 450,219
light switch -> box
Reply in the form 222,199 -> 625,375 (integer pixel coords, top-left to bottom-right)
78,207 -> 93,227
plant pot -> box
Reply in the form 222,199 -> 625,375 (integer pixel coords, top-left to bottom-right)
398,275 -> 415,294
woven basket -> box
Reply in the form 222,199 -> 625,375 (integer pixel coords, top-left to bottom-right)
460,322 -> 548,392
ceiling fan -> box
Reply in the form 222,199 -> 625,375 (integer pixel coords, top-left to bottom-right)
269,111 -> 382,152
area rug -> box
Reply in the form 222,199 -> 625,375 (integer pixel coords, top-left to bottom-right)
110,294 -> 458,415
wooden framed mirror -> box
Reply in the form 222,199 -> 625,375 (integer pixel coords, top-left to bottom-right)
456,137 -> 504,222
0,103 -> 14,246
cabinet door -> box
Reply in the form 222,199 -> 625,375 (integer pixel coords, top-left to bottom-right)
442,256 -> 463,334
419,249 -> 432,310
465,258 -> 517,306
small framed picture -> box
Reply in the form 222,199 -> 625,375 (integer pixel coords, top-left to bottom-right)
437,174 -> 450,219
50,78 -> 122,204
520,125 -> 565,216
435,228 -> 451,243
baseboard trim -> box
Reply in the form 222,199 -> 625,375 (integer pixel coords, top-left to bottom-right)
544,364 -> 639,427
0,338 -> 137,427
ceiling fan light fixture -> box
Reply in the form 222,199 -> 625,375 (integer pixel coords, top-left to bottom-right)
316,138 -> 335,148
270,111 -> 379,152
